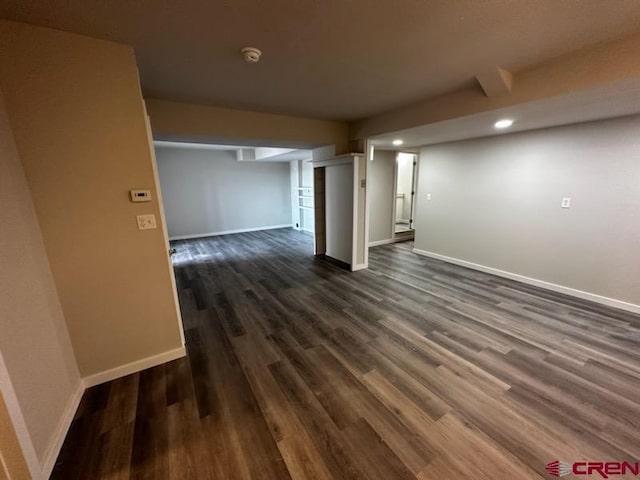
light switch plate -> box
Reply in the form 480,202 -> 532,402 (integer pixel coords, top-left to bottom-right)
426,193 -> 432,200
130,189 -> 152,202
561,197 -> 571,209
136,214 -> 157,230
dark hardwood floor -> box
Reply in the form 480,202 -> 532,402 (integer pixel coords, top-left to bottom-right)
52,228 -> 640,479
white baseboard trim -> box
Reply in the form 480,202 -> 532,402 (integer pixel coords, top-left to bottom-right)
369,237 -> 413,247
351,263 -> 368,271
169,224 -> 293,241
41,381 -> 84,479
413,248 -> 640,315
38,346 -> 187,478
82,346 -> 187,388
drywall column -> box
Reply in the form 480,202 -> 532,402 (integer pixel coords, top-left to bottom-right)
312,153 -> 367,270
0,20 -> 185,380
325,163 -> 354,264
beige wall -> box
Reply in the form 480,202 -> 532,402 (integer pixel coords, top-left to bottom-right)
0,87 -> 81,470
0,20 -> 184,377
146,98 -> 350,154
368,150 -> 395,243
414,115 -> 640,308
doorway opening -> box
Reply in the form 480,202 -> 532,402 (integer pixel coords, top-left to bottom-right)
394,152 -> 417,235
153,141 -> 313,241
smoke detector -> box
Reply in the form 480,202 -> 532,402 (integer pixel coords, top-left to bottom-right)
241,47 -> 262,63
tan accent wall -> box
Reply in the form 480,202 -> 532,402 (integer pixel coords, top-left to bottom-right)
351,31 -> 640,139
0,84 -> 82,468
0,393 -> 30,480
0,20 -> 184,377
146,98 -> 350,154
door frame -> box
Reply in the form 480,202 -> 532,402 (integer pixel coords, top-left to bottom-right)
391,151 -> 418,237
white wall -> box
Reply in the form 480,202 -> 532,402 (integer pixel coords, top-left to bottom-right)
415,114 -> 640,309
156,146 -> 292,239
300,159 -> 314,188
368,150 -> 395,243
0,91 -> 81,474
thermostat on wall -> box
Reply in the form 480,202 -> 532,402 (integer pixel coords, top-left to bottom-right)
130,189 -> 152,202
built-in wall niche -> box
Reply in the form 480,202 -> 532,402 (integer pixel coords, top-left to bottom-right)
297,186 -> 314,232
290,159 -> 315,233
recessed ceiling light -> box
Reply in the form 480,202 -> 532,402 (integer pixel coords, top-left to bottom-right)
392,139 -> 403,146
494,119 -> 514,129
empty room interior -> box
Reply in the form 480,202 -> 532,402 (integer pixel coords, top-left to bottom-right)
1,2 -> 640,479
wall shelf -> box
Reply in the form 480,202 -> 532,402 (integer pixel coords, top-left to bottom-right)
291,161 -> 315,234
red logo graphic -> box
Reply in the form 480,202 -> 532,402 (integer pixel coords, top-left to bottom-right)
546,460 -> 571,477
546,460 -> 640,478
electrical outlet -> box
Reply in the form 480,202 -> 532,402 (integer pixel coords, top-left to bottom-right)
561,197 -> 571,209
426,193 -> 432,200
136,214 -> 157,230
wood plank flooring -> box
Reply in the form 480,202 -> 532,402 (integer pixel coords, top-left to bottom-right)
52,228 -> 640,479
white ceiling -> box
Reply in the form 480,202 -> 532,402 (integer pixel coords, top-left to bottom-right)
257,149 -> 313,162
2,1 -> 640,120
154,141 -> 247,151
154,141 -> 312,162
371,78 -> 640,149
